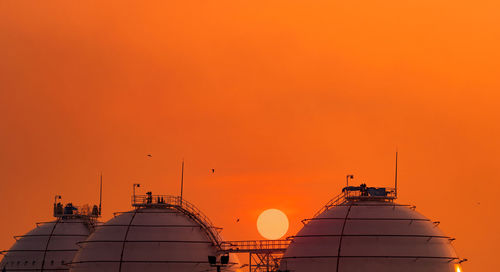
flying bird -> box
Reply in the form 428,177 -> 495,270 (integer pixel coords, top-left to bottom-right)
211,169 -> 215,173
147,154 -> 152,157
236,218 -> 240,223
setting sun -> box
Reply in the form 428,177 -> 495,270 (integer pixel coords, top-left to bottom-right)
2,0 -> 498,270
257,209 -> 289,240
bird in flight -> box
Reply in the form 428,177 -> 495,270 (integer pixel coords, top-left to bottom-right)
147,154 -> 152,157
236,218 -> 240,223
211,169 -> 215,173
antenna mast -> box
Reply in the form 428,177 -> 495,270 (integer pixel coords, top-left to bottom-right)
394,152 -> 398,199
180,160 -> 185,205
99,173 -> 103,216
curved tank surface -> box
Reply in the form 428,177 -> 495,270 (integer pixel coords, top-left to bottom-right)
0,203 -> 98,271
70,193 -> 239,272
280,184 -> 464,272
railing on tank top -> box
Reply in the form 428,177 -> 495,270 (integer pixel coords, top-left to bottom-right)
131,194 -> 223,248
312,191 -> 347,218
343,187 -> 397,201
311,186 -> 398,220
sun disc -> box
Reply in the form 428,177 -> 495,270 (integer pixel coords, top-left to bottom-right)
257,209 -> 289,240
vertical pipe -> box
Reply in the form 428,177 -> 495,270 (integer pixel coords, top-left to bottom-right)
249,253 -> 251,272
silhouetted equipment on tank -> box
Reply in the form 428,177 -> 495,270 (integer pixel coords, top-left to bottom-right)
53,199 -> 101,219
146,191 -> 153,203
0,166 -> 468,272
91,205 -> 99,216
342,183 -> 393,197
1,195 -> 101,272
69,187 -> 240,272
279,177 -> 467,272
345,174 -> 354,186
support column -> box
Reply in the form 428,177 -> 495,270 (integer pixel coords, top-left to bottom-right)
267,254 -> 270,272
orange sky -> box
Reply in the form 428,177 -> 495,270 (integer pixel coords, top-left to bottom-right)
1,1 -> 499,271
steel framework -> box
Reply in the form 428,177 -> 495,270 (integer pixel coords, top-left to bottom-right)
219,240 -> 291,272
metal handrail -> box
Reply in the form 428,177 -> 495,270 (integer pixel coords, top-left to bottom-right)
312,186 -> 398,219
131,195 -> 223,248
313,191 -> 347,218
220,239 -> 291,253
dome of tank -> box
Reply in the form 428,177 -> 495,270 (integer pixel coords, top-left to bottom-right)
280,185 -> 464,272
0,202 -> 99,272
70,193 -> 239,272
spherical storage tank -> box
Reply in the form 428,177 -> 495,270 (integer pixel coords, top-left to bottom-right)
70,192 -> 239,272
280,184 -> 465,272
0,200 -> 100,271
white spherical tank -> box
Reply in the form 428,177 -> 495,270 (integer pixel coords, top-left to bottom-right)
280,185 -> 464,272
0,202 -> 98,271
70,194 -> 239,272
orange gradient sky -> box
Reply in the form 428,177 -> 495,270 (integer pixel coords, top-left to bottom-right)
1,1 -> 499,271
